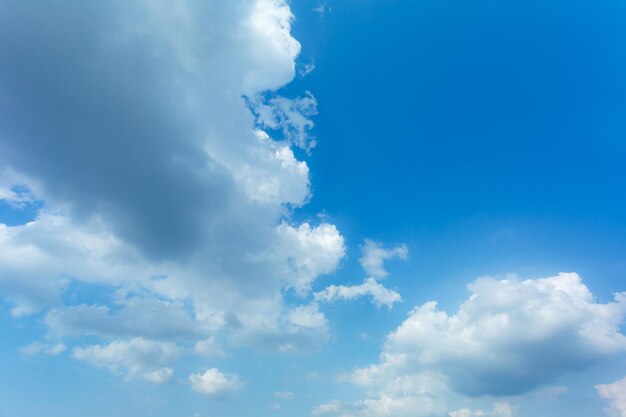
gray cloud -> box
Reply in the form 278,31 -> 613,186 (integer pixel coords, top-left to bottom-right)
0,0 -> 346,375
344,273 -> 626,397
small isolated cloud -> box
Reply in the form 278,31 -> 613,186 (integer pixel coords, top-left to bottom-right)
344,273 -> 626,397
274,391 -> 295,400
312,2 -> 331,18
189,368 -> 243,398
297,60 -> 316,78
315,278 -> 401,308
359,240 -> 408,280
73,338 -> 178,383
20,342 -> 66,356
597,376 -> 626,417
315,240 -> 406,308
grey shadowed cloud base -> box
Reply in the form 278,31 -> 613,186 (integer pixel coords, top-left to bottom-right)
0,0 -> 344,389
315,273 -> 626,417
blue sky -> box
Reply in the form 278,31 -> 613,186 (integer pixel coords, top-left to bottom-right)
1,1 -> 626,417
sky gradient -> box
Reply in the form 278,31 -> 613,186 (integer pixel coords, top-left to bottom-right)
1,1 -> 626,417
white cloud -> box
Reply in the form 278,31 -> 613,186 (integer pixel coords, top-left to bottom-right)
194,338 -> 225,358
45,298 -> 206,341
449,409 -> 486,417
234,302 -> 330,353
73,338 -> 179,383
298,60 -> 316,78
288,303 -> 327,329
315,278 -> 401,308
274,222 -> 346,294
359,240 -> 408,280
312,3 -> 332,18
274,391 -> 295,400
314,240 -> 406,308
0,0 -> 347,385
142,367 -> 174,384
535,385 -> 568,397
345,273 -> 626,397
449,402 -> 514,417
189,368 -> 243,398
313,372 -> 447,417
312,400 -> 344,416
597,376 -> 626,417
252,92 -> 318,151
20,342 -> 67,356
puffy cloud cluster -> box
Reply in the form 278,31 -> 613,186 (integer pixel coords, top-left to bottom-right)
0,0 -> 344,388
597,376 -> 626,417
348,273 -> 626,396
359,240 -> 408,280
189,368 -> 243,398
315,278 -> 401,309
315,240 -> 406,308
316,273 -> 626,416
73,338 -> 179,383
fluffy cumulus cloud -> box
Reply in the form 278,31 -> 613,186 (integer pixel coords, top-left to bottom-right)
73,338 -> 178,383
597,376 -> 626,417
315,240 -> 406,308
325,273 -> 626,415
359,240 -> 408,280
315,278 -> 401,309
189,368 -> 243,398
0,0 -> 345,389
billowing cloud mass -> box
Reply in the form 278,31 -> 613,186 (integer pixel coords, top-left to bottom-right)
0,0 -> 345,386
597,376 -> 626,417
317,273 -> 626,416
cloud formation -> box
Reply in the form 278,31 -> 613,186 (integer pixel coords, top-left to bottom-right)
336,272 -> 626,409
313,372 -> 448,417
315,240 -> 406,308
0,0 -> 345,387
73,338 -> 179,383
315,278 -> 401,309
359,240 -> 408,280
189,368 -> 243,398
597,376 -> 626,417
